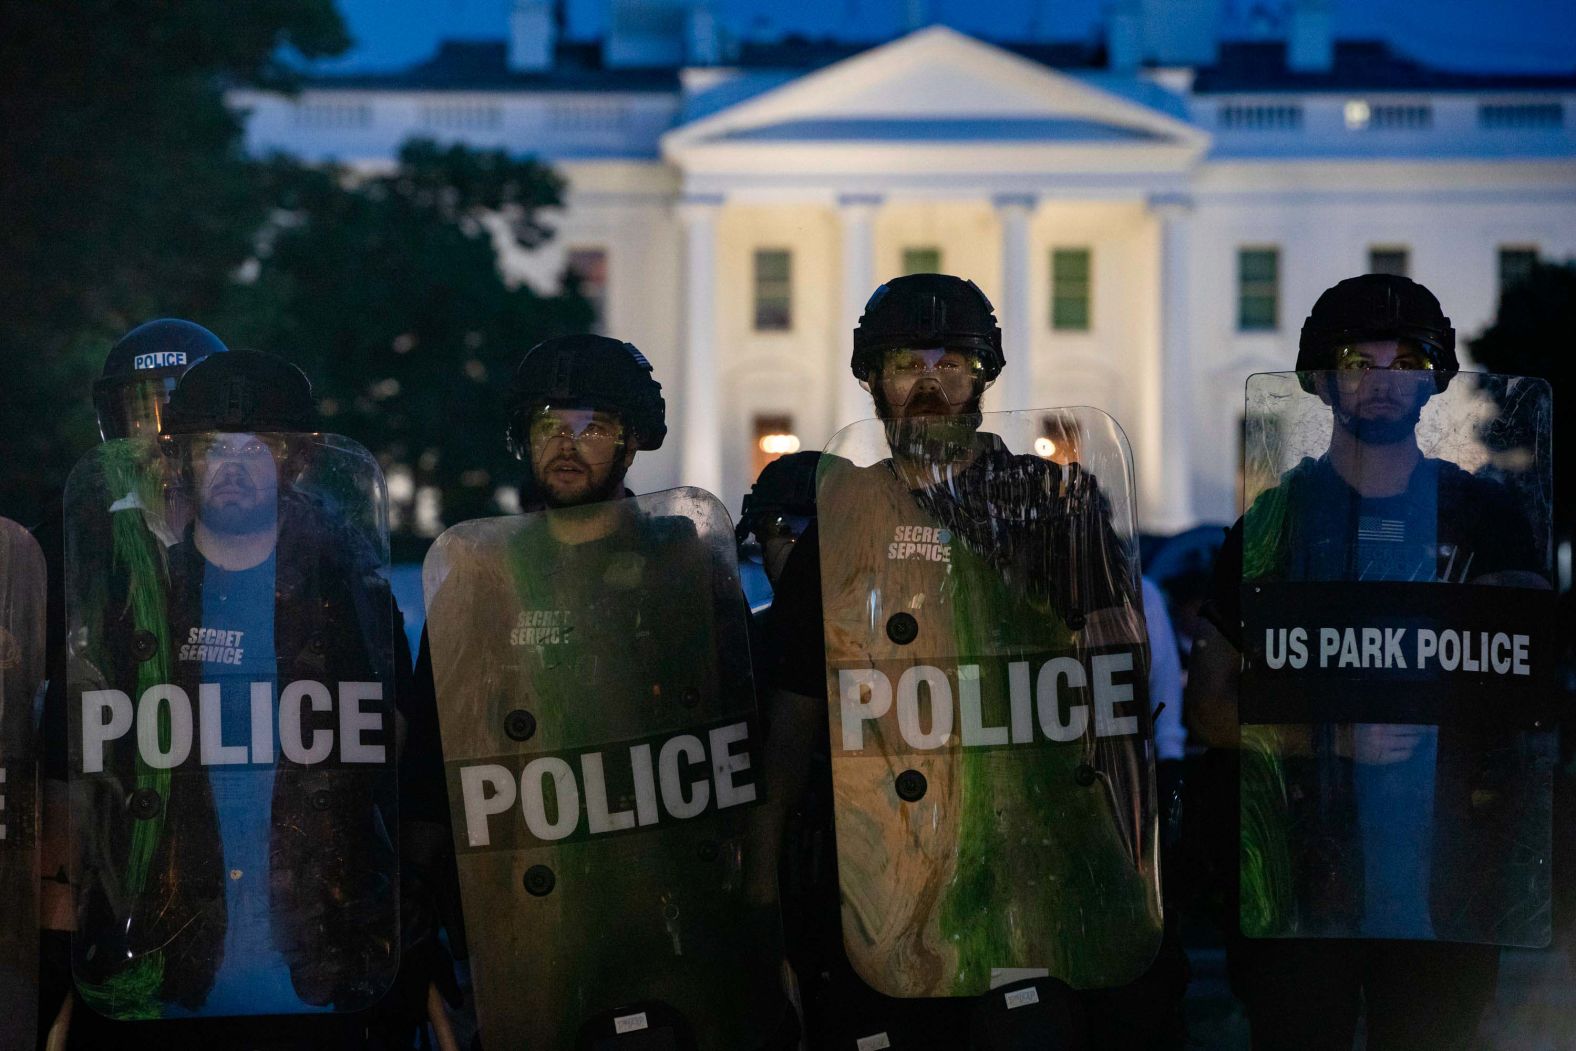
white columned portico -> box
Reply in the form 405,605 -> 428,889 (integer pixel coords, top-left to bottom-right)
835,194 -> 883,432
992,194 -> 1037,412
1149,194 -> 1196,533
678,194 -> 723,494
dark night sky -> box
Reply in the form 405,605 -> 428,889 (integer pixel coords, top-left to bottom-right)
315,0 -> 1576,74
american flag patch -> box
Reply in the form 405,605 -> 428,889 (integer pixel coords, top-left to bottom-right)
1357,516 -> 1406,543
624,343 -> 653,370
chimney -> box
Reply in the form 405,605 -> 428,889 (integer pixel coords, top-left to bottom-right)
1140,0 -> 1221,67
508,0 -> 555,72
686,0 -> 720,65
1287,0 -> 1333,73
1108,0 -> 1142,73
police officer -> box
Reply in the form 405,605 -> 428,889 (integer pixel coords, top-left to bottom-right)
766,274 -> 1185,1049
61,349 -> 409,1048
415,333 -> 790,1049
36,319 -> 229,1043
1187,273 -> 1545,1050
738,450 -> 821,596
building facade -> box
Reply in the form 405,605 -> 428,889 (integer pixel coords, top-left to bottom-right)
232,5 -> 1576,532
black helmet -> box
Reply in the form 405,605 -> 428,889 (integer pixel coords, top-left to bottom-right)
1297,274 -> 1458,376
93,318 -> 229,440
737,450 -> 821,544
851,274 -> 1004,384
161,350 -> 318,436
505,334 -> 666,457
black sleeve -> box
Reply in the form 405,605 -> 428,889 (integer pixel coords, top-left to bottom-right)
401,627 -> 452,828
1203,518 -> 1245,652
767,520 -> 827,701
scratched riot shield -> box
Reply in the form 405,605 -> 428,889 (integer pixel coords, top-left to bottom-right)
0,520 -> 43,1049
818,409 -> 1160,997
64,431 -> 399,1019
424,487 -> 782,1049
1238,371 -> 1554,945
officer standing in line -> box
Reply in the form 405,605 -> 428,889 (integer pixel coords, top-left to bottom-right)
1186,273 -> 1552,1050
61,349 -> 404,1047
34,319 -> 229,1043
415,334 -> 790,1050
765,274 -> 1186,1050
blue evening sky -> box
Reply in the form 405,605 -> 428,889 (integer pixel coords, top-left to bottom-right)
317,0 -> 1576,74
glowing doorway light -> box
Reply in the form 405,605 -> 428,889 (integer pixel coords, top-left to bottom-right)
1034,437 -> 1057,458
759,433 -> 802,456
1344,99 -> 1372,130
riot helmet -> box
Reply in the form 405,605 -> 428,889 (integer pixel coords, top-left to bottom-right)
851,274 -> 1004,387
1297,273 -> 1458,381
504,335 -> 666,458
737,449 -> 821,545
92,319 -> 228,440
160,350 -> 318,436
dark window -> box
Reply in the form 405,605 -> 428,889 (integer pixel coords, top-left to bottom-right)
753,249 -> 792,331
1237,248 -> 1280,332
1368,247 -> 1409,277
1051,248 -> 1092,332
902,246 -> 942,275
1479,103 -> 1564,130
566,247 -> 608,333
1498,247 -> 1539,295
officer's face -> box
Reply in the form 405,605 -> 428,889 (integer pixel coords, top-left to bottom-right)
1326,339 -> 1435,423
193,432 -> 280,534
528,407 -> 634,507
875,348 -> 982,420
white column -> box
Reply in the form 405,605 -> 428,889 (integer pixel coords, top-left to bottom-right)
1149,194 -> 1196,534
993,194 -> 1037,412
834,194 -> 882,433
678,195 -> 723,495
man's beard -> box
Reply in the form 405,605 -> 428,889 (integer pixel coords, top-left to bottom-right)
1332,393 -> 1426,446
537,457 -> 629,509
197,494 -> 277,535
873,387 -> 983,467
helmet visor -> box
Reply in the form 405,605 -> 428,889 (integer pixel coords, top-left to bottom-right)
95,374 -> 179,441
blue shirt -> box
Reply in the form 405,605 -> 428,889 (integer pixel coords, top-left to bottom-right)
188,552 -> 321,1015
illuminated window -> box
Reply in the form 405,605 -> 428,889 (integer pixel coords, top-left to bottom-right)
753,249 -> 792,331
1051,248 -> 1092,331
1368,247 -> 1409,277
1237,248 -> 1279,332
1344,100 -> 1372,130
902,247 -> 942,274
566,247 -> 609,333
752,414 -> 798,478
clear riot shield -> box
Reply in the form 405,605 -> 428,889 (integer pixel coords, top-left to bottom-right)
423,488 -> 782,1050
0,520 -> 43,1049
64,432 -> 399,1019
1238,371 -> 1555,945
818,409 -> 1161,998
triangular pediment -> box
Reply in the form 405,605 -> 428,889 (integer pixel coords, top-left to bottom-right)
665,26 -> 1207,152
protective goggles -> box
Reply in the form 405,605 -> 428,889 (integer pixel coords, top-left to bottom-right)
876,347 -> 984,406
527,406 -> 627,465
1332,342 -> 1437,392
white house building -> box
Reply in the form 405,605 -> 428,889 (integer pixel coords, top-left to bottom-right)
231,1 -> 1576,533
